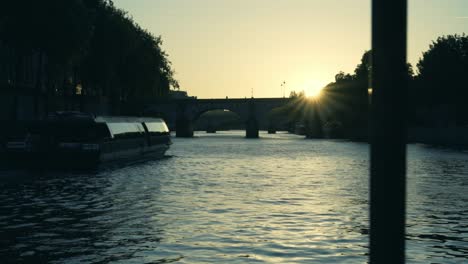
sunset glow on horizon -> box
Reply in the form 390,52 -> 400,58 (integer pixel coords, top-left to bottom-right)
113,0 -> 468,99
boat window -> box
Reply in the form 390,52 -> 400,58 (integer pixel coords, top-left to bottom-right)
107,123 -> 144,139
145,121 -> 169,135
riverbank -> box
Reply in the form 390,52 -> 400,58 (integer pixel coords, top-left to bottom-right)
408,127 -> 468,147
322,126 -> 468,147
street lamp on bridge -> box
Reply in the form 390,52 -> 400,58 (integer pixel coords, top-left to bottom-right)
281,81 -> 286,98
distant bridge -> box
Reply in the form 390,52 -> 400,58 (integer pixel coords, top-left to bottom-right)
143,97 -> 292,138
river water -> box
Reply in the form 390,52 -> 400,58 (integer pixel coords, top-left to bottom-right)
0,131 -> 467,263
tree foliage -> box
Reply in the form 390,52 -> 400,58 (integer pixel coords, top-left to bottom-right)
412,34 -> 468,125
416,35 -> 468,104
0,0 -> 178,112
320,50 -> 414,130
319,50 -> 372,131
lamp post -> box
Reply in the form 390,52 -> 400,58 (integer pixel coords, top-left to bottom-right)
281,81 -> 286,98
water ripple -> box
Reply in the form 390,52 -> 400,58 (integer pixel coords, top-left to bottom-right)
0,131 -> 467,263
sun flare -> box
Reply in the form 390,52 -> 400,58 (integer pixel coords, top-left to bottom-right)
303,80 -> 326,99
306,86 -> 323,98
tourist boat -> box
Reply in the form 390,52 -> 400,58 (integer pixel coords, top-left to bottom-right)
1,112 -> 171,168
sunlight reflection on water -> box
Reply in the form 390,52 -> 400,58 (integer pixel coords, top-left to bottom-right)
0,131 -> 467,263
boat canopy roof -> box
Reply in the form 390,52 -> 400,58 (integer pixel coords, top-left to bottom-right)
42,113 -> 169,136
96,116 -> 170,135
95,116 -> 166,124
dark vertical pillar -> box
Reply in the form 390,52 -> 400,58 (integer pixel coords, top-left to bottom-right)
304,101 -> 323,139
245,118 -> 259,138
313,101 -> 324,138
370,1 -> 408,264
176,103 -> 194,137
176,116 -> 194,137
267,123 -> 276,134
176,118 -> 193,138
246,100 -> 259,138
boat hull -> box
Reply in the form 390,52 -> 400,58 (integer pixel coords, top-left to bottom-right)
1,143 -> 170,169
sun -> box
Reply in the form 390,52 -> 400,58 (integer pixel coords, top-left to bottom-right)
303,79 -> 326,99
306,86 -> 323,98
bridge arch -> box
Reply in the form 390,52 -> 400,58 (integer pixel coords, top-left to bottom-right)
192,107 -> 246,122
193,109 -> 244,133
143,97 -> 292,138
265,106 -> 294,133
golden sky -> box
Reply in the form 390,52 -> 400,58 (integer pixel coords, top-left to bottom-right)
113,0 -> 468,98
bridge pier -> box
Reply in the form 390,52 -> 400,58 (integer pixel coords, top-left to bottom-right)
305,102 -> 323,139
176,116 -> 194,137
245,100 -> 259,138
267,123 -> 277,134
245,117 -> 259,138
304,120 -> 323,139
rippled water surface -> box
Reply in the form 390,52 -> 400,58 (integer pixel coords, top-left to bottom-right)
1,131 -> 467,263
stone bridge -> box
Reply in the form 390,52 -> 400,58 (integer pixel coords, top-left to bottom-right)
143,97 -> 291,138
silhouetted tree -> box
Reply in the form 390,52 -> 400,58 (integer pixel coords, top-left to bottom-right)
289,90 -> 306,99
320,49 -> 415,138
318,51 -> 371,138
415,34 -> 468,125
334,71 -> 354,82
0,0 -> 178,115
354,50 -> 372,82
0,0 -> 94,114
